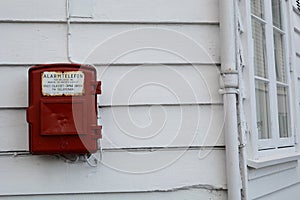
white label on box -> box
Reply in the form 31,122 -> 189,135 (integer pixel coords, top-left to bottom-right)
42,71 -> 85,96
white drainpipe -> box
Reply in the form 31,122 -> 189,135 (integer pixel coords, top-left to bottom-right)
219,0 -> 242,199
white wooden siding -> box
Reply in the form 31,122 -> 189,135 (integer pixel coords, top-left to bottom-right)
0,67 -> 28,107
0,65 -> 222,108
0,109 -> 27,151
67,24 -> 219,64
0,149 -> 226,195
0,0 -> 224,198
0,105 -> 224,151
97,65 -> 222,106
0,23 -> 67,64
0,0 -> 66,21
254,182 -> 300,200
248,164 -> 300,199
0,23 -> 219,65
101,105 -> 224,149
0,188 -> 227,200
0,0 -> 218,23
69,0 -> 219,23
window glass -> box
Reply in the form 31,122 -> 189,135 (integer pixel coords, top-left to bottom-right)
274,31 -> 286,82
272,0 -> 282,29
255,80 -> 271,139
252,20 -> 268,78
277,86 -> 290,138
251,0 -> 293,147
251,0 -> 265,18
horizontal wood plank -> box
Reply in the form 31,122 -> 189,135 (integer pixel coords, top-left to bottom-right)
248,166 -> 300,199
0,23 -> 67,64
255,182 -> 300,200
100,105 -> 224,148
70,24 -> 219,64
97,64 -> 222,105
0,149 -> 226,195
0,105 -> 224,151
0,23 -> 219,65
248,161 -> 298,180
0,65 -> 221,108
0,67 -> 28,108
69,0 -> 219,23
0,188 -> 227,200
0,0 -> 219,23
0,0 -> 66,21
0,109 -> 28,151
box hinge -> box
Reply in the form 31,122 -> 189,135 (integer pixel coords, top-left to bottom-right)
91,81 -> 101,95
91,125 -> 102,139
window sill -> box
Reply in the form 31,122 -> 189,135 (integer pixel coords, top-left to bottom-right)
247,152 -> 300,169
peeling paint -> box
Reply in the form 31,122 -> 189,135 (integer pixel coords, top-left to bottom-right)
148,184 -> 227,193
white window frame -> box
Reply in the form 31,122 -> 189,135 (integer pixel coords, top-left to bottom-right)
246,0 -> 297,159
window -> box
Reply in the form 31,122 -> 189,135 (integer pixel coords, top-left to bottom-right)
251,0 -> 294,151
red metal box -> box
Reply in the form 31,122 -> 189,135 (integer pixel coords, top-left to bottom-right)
27,63 -> 101,154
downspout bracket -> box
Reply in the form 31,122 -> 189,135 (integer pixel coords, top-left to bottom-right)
220,71 -> 239,89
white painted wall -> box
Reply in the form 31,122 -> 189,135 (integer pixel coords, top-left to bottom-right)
0,0 -> 226,199
0,188 -> 227,200
2,0 -> 300,199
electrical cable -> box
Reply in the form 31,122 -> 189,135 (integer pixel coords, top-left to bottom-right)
84,140 -> 103,167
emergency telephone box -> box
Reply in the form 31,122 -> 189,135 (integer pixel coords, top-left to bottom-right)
27,63 -> 101,154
